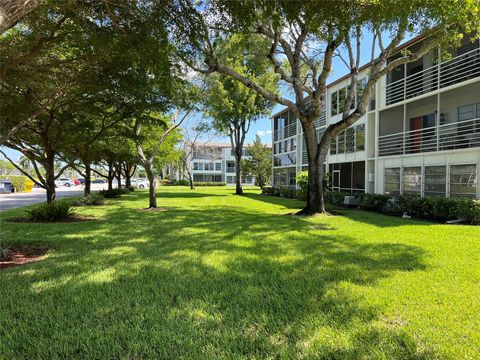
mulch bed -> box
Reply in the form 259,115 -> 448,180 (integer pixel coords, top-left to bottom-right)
6,215 -> 96,223
0,245 -> 49,270
137,207 -> 168,212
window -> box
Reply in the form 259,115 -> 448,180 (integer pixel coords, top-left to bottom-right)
384,168 -> 400,196
356,124 -> 365,151
330,137 -> 337,155
215,162 -> 221,171
458,103 -> 476,121
424,166 -> 446,197
402,167 -> 422,195
338,87 -> 347,114
331,91 -> 338,116
345,127 -> 355,153
273,154 -> 296,167
458,102 -> 480,134
337,131 -> 345,154
450,164 -> 477,197
193,162 -> 199,170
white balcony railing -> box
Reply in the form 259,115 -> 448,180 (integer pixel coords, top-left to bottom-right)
385,47 -> 480,105
274,122 -> 297,141
378,117 -> 480,156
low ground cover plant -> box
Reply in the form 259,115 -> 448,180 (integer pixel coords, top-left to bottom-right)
99,188 -> 130,198
25,201 -> 74,221
71,194 -> 105,206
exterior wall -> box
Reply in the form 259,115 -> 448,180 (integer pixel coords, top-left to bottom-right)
185,144 -> 258,186
271,36 -> 480,199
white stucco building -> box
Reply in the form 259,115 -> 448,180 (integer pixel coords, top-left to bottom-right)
169,142 -> 259,185
271,34 -> 480,199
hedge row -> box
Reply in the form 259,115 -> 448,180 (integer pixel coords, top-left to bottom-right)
169,180 -> 227,186
262,186 -> 306,201
0,175 -> 28,192
193,182 -> 226,186
262,186 -> 480,224
356,193 -> 480,224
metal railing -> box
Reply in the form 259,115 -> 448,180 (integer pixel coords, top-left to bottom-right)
313,110 -> 327,129
274,122 -> 297,141
385,47 -> 480,105
226,168 -> 236,173
378,117 -> 480,156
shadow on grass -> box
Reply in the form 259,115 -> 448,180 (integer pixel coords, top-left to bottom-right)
0,192 -> 436,358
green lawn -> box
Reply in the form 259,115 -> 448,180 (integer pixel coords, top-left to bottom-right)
1,187 -> 479,359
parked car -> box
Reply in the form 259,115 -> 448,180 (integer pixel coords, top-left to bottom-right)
92,179 -> 106,184
130,178 -> 149,189
78,178 -> 85,185
73,179 -> 81,185
55,178 -> 76,187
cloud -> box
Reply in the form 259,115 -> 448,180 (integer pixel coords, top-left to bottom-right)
256,130 -> 272,137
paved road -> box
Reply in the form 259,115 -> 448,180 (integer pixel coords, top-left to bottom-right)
0,184 -> 109,211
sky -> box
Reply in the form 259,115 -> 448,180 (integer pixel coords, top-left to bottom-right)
1,29 -> 409,162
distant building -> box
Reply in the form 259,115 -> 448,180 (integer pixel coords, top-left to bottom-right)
169,142 -> 271,186
271,34 -> 480,199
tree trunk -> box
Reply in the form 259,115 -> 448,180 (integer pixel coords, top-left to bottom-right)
116,167 -> 122,189
234,146 -> 243,195
126,175 -> 132,189
0,0 -> 41,35
298,120 -> 324,215
107,162 -> 114,191
84,163 -> 91,196
44,156 -> 56,204
189,174 -> 195,190
145,163 -> 157,208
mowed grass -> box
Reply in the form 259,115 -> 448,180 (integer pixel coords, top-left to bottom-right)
1,186 -> 479,359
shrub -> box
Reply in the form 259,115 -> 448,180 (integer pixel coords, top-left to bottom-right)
193,182 -> 226,186
324,191 -> 350,206
357,193 -> 390,212
99,189 -> 123,198
127,186 -> 135,192
175,179 -> 190,186
25,201 -> 74,221
262,186 -> 274,195
454,198 -> 480,224
159,179 -> 170,185
0,175 -> 28,192
71,194 -> 105,206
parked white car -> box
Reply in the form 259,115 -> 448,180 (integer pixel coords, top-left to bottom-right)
55,178 -> 76,187
129,178 -> 149,189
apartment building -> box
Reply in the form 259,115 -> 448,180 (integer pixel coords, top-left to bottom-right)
172,142 -> 257,185
271,34 -> 480,199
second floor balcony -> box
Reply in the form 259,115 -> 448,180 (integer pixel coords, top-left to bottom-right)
378,117 -> 480,156
385,46 -> 480,106
273,122 -> 297,141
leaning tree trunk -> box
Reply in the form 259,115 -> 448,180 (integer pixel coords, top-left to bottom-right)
234,147 -> 243,195
298,120 -> 324,215
144,163 -> 157,208
125,175 -> 132,189
44,155 -> 56,204
84,162 -> 92,196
